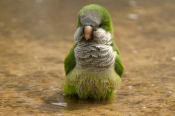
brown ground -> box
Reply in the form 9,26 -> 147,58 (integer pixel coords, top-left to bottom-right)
0,0 -> 175,116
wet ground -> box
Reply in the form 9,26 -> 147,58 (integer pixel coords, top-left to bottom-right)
0,0 -> 175,116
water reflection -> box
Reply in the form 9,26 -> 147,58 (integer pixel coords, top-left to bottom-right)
43,92 -> 116,111
0,0 -> 175,115
51,102 -> 68,107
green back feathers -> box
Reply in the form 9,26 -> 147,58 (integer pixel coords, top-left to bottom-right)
76,4 -> 114,38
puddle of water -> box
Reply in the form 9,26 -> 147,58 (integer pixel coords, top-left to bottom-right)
0,0 -> 175,116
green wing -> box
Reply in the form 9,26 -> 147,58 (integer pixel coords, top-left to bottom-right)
64,44 -> 77,75
113,43 -> 124,78
113,41 -> 121,55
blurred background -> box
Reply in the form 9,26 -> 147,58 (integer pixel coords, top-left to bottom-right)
0,0 -> 175,116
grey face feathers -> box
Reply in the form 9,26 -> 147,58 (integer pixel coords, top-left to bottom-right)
80,11 -> 102,40
80,11 -> 102,28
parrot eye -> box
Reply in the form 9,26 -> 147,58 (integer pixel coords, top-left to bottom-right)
99,24 -> 102,27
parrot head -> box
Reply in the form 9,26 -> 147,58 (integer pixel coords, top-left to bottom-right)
74,4 -> 114,44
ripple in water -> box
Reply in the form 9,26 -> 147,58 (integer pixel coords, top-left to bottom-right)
51,102 -> 68,107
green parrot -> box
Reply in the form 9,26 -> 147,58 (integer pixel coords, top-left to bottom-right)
63,4 -> 124,100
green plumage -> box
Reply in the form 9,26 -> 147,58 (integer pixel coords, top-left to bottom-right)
63,4 -> 124,100
64,66 -> 121,99
64,44 -> 77,75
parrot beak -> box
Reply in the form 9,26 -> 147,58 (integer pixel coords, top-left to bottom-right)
84,26 -> 93,40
